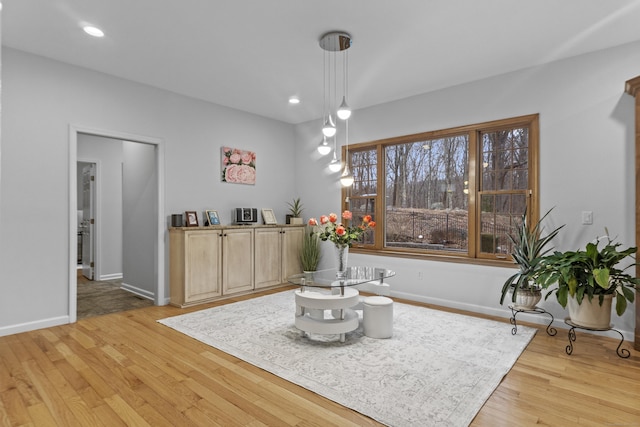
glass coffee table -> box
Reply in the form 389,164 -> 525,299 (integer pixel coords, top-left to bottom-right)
288,267 -> 395,342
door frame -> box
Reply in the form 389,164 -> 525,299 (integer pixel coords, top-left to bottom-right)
77,160 -> 100,281
68,124 -> 166,323
624,75 -> 640,350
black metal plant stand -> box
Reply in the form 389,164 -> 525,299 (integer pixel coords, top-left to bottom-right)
509,306 -> 557,336
564,318 -> 630,358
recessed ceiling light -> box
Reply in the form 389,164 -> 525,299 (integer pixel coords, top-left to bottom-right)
288,97 -> 300,105
83,26 -> 105,38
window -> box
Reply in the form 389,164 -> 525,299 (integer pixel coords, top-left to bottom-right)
344,114 -> 539,263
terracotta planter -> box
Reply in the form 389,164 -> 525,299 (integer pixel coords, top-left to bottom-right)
567,294 -> 613,329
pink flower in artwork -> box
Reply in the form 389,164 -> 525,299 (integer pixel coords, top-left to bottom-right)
241,152 -> 253,164
342,210 -> 353,220
225,164 -> 256,184
229,153 -> 241,164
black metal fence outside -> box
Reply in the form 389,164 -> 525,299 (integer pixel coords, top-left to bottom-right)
385,209 -> 514,253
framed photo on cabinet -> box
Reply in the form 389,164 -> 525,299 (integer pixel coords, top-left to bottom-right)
205,210 -> 220,226
261,208 -> 277,225
185,211 -> 199,227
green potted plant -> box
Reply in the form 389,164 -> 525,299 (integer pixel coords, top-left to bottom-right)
286,197 -> 304,225
300,226 -> 321,281
500,208 -> 564,309
536,231 -> 638,328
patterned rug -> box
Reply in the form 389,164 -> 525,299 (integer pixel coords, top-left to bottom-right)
158,290 -> 535,427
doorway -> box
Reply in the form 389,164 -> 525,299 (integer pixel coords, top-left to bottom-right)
69,125 -> 165,323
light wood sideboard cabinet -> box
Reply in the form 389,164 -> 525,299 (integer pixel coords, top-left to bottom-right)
254,226 -> 303,289
222,227 -> 255,294
169,228 -> 222,307
170,225 -> 304,307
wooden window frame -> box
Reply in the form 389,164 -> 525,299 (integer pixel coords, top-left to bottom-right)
342,114 -> 539,267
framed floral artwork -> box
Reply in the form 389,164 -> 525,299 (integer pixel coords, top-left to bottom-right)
221,147 -> 256,185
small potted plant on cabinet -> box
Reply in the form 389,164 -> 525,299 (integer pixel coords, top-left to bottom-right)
500,208 -> 564,309
286,198 -> 304,225
536,231 -> 638,329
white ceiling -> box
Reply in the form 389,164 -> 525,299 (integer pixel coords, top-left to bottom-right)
3,0 -> 640,124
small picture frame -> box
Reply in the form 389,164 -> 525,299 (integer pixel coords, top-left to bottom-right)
205,210 -> 220,226
261,208 -> 277,225
185,211 -> 199,227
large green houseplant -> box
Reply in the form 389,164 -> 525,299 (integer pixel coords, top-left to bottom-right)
499,208 -> 564,309
536,232 -> 638,327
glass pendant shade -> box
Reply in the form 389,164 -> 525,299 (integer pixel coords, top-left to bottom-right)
336,96 -> 351,120
317,137 -> 331,155
340,164 -> 354,187
322,115 -> 336,137
328,153 -> 342,172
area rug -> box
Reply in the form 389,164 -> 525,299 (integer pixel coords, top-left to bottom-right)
158,290 -> 536,426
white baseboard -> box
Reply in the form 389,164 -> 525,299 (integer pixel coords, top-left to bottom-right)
100,273 -> 123,281
0,316 -> 69,337
120,282 -> 154,300
391,290 -> 634,342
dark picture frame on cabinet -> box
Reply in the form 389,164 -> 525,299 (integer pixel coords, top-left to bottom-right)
185,211 -> 199,227
205,210 -> 220,226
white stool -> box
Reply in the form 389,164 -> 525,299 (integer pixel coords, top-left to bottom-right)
363,296 -> 393,339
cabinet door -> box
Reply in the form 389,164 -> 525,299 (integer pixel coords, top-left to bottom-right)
254,228 -> 283,289
222,228 -> 254,294
184,230 -> 222,302
282,226 -> 304,280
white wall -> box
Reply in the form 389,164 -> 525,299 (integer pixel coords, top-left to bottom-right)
122,140 -> 157,298
77,134 -> 124,279
0,48 -> 296,335
295,41 -> 639,339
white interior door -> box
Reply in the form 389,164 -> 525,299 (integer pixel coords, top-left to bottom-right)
81,164 -> 96,280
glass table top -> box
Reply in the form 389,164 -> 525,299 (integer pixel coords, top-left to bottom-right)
288,266 -> 395,288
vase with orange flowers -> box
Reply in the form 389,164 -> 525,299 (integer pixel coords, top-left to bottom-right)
307,211 -> 376,279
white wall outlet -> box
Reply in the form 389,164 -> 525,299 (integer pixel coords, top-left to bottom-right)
582,211 -> 593,225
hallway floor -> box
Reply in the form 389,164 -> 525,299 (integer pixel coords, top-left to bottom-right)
77,269 -> 154,319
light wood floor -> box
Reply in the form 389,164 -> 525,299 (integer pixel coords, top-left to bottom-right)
1,287 -> 639,426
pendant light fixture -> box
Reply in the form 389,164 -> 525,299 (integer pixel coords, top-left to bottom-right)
339,119 -> 354,186
317,135 -> 331,155
336,47 -> 351,120
328,136 -> 342,172
319,31 -> 353,187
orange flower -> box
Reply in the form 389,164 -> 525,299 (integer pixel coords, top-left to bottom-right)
308,218 -> 318,226
335,225 -> 346,236
363,215 -> 372,223
368,221 -> 376,228
320,215 -> 329,224
328,213 -> 338,223
342,210 -> 353,220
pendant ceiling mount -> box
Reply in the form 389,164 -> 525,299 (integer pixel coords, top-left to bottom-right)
319,32 -> 352,52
